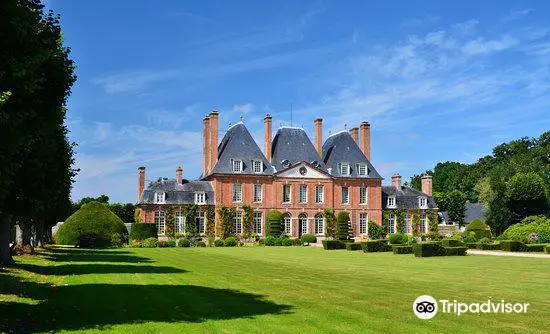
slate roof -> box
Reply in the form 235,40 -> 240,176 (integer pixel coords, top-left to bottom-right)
440,202 -> 486,223
209,122 -> 273,176
381,186 -> 437,210
139,179 -> 214,205
271,127 -> 324,172
322,131 -> 382,179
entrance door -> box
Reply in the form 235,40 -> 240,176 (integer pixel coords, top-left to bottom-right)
298,213 -> 307,237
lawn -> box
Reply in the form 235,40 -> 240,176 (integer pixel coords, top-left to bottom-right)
1,247 -> 549,333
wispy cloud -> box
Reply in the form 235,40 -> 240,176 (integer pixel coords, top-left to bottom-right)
92,69 -> 179,94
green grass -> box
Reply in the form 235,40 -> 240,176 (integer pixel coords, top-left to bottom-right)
1,247 -> 549,333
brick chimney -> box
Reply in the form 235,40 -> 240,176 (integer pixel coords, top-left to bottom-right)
314,118 -> 323,157
421,174 -> 433,196
203,115 -> 210,176
209,111 -> 219,172
176,166 -> 183,185
349,127 -> 359,145
360,121 -> 370,160
264,114 -> 272,161
391,173 -> 402,189
138,166 -> 146,202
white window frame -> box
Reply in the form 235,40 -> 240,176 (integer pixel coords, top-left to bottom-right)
252,160 -> 262,173
231,159 -> 243,172
314,215 -> 324,235
253,212 -> 262,234
253,184 -> 263,203
282,184 -> 291,203
234,211 -> 242,234
196,211 -> 205,234
405,213 -> 412,235
340,163 -> 350,176
420,214 -> 427,234
359,187 -> 368,205
299,214 -> 308,236
359,213 -> 368,235
357,164 -> 367,176
387,196 -> 396,208
341,186 -> 349,204
176,211 -> 185,234
154,211 -> 165,235
233,183 -> 242,202
283,214 -> 291,235
195,192 -> 206,205
388,214 -> 396,234
419,197 -> 427,209
299,185 -> 308,203
154,192 -> 166,204
315,185 -> 324,204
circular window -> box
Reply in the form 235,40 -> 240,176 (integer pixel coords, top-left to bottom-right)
299,166 -> 307,175
282,160 -> 291,168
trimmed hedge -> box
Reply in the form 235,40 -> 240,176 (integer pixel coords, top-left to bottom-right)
545,246 -> 550,254
336,211 -> 351,240
266,210 -> 283,237
388,233 -> 408,245
361,240 -> 392,253
464,242 -> 478,249
322,240 -> 346,250
500,240 -> 526,252
464,218 -> 492,240
392,245 -> 413,254
281,238 -> 293,246
413,242 -> 446,257
77,234 -> 110,248
524,244 -> 547,252
477,243 -> 501,250
441,239 -> 463,247
499,216 -> 550,244
346,242 -> 362,251
445,247 -> 468,256
130,223 -> 157,241
300,233 -> 317,245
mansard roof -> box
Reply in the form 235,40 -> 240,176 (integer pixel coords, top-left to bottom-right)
139,179 -> 214,205
322,131 -> 382,179
210,122 -> 274,176
381,186 -> 437,210
271,127 -> 325,172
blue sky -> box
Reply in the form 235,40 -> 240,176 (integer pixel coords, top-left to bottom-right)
48,0 -> 550,203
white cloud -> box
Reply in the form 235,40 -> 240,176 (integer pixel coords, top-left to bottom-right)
231,103 -> 255,115
461,36 -> 518,55
92,69 -> 179,94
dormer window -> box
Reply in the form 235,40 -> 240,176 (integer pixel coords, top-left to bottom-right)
231,159 -> 243,172
195,192 -> 206,205
340,163 -> 350,176
154,192 -> 166,204
252,160 -> 262,173
387,196 -> 396,208
357,164 -> 367,176
419,196 -> 427,209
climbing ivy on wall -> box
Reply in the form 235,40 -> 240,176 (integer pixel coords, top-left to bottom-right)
217,206 -> 236,239
396,210 -> 406,233
183,205 -> 198,237
242,204 -> 254,240
205,207 -> 215,238
427,210 -> 439,234
412,209 -> 421,237
165,207 -> 176,238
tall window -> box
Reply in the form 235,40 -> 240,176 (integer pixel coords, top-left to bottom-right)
231,159 -> 243,172
234,211 -> 242,234
341,187 -> 349,204
315,185 -> 324,203
387,196 -> 396,208
405,213 -> 412,235
253,184 -> 263,202
357,164 -> 367,176
314,214 -> 324,235
176,211 -> 185,234
195,192 -> 206,205
253,160 -> 262,173
388,214 -> 396,234
419,197 -> 427,208
233,183 -> 242,202
359,213 -> 368,235
155,211 -> 165,234
420,214 -> 427,234
340,163 -> 350,176
283,213 -> 291,235
196,211 -> 205,234
283,184 -> 291,203
154,192 -> 165,204
298,213 -> 308,236
253,212 -> 262,234
299,185 -> 308,203
359,187 -> 367,205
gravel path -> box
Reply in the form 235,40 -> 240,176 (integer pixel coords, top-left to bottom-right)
468,250 -> 550,258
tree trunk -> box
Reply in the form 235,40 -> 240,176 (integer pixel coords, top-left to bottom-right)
20,221 -> 32,246
0,214 -> 15,266
36,220 -> 44,248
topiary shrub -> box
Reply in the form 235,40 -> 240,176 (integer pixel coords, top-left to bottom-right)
336,212 -> 351,240
266,210 -> 283,237
500,240 -> 527,252
463,218 -> 492,241
361,240 -> 391,252
214,239 -> 224,247
142,237 -> 159,248
264,235 -> 277,246
55,202 -> 128,246
178,238 -> 191,248
76,234 -> 110,248
196,241 -> 206,247
281,238 -> 293,246
499,216 -> 550,244
322,240 -> 346,250
413,242 -> 446,257
441,238 -> 464,247
346,242 -> 362,251
464,242 -> 478,249
167,239 -> 177,247
300,233 -> 316,245
223,237 -> 238,247
392,245 -> 413,254
444,247 -> 468,256
463,232 -> 477,243
545,245 -> 550,254
130,223 -> 157,241
477,242 -> 501,250
388,233 -> 408,245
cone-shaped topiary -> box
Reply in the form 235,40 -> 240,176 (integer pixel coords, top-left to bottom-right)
266,210 -> 283,237
336,211 -> 351,241
464,218 -> 491,240
55,201 -> 128,246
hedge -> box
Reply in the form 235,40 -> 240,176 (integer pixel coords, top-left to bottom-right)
346,242 -> 362,251
361,240 -> 392,253
178,238 -> 191,247
130,223 -> 157,241
444,247 -> 468,256
545,246 -> 550,254
441,239 -> 463,247
300,233 -> 316,245
392,245 -> 413,254
266,210 -> 283,237
214,239 -> 224,247
524,244 -> 547,252
223,237 -> 238,247
499,215 -> 550,244
281,238 -> 293,246
76,234 -> 110,248
464,218 -> 492,240
464,242 -> 478,249
500,240 -> 526,252
388,233 -> 408,245
55,202 -> 128,246
336,211 -> 351,240
322,240 -> 346,250
477,243 -> 501,250
413,242 -> 446,257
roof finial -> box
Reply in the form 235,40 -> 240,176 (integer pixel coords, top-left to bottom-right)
344,123 -> 347,130
228,121 -> 232,128
240,115 -> 243,123
329,130 -> 332,135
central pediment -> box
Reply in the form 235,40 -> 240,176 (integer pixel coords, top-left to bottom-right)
276,162 -> 331,179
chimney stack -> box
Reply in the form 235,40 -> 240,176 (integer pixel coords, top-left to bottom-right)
176,166 -> 183,185
314,118 -> 323,157
421,174 -> 433,196
350,127 -> 359,145
264,114 -> 272,161
138,167 -> 146,202
360,121 -> 371,160
209,111 -> 219,173
203,115 -> 210,176
391,173 -> 402,189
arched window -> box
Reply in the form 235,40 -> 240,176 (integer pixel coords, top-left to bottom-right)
298,213 -> 308,237
283,213 -> 291,235
314,213 -> 324,235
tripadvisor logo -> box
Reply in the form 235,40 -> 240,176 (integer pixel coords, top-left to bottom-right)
413,296 -> 530,319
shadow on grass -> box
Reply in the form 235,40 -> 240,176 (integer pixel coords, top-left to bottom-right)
40,248 -> 153,263
17,263 -> 186,276
0,282 -> 292,333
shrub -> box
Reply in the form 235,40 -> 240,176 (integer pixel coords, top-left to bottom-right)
426,232 -> 442,241
441,238 -> 463,247
196,241 -> 206,247
110,233 -> 124,248
444,247 -> 468,256
264,235 -> 277,246
178,238 -> 191,248
12,244 -> 35,255
392,245 -> 413,254
281,238 -> 293,246
346,243 -> 362,251
292,238 -> 303,246
545,245 -> 550,254
463,232 -> 477,243
130,223 -> 157,241
361,240 -> 391,253
55,202 -> 127,246
76,234 -> 111,248
301,233 -> 316,245
214,239 -> 224,247
388,233 -> 408,245
336,211 -> 351,240
464,242 -> 478,249
524,244 -> 547,252
463,218 -> 492,241
158,240 -> 169,248
477,243 -> 501,250
500,240 -> 526,252
129,239 -> 142,248
142,237 -> 159,248
223,237 -> 238,247
368,222 -> 384,240
413,242 -> 446,257
274,238 -> 282,246
478,237 -> 491,244
322,240 -> 346,250
167,239 -> 177,247
499,216 -> 550,244
266,210 -> 283,237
